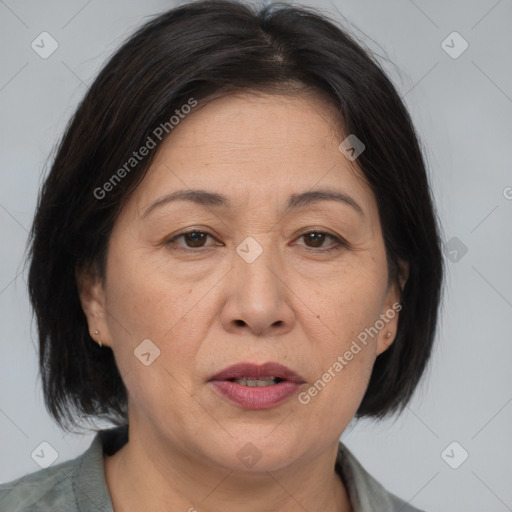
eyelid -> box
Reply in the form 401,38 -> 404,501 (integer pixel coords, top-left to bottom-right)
166,228 -> 347,252
293,230 -> 348,251
166,228 -> 221,250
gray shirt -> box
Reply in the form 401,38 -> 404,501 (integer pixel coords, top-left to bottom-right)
0,425 -> 424,511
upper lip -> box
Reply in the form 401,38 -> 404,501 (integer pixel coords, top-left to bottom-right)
209,362 -> 305,383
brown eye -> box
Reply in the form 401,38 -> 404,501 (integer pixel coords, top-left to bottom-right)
303,232 -> 326,248
166,230 -> 217,250
182,231 -> 208,247
297,231 -> 346,252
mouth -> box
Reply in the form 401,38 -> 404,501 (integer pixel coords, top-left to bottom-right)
227,376 -> 286,387
208,362 -> 305,409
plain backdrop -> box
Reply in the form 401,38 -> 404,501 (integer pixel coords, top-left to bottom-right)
1,1 -> 511,511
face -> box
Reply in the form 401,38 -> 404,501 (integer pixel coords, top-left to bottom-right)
80,91 -> 404,472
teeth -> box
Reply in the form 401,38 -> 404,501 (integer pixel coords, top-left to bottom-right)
232,377 -> 279,387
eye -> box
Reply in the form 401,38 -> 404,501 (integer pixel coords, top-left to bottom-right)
166,230 -> 218,250
165,229 -> 347,252
295,231 -> 346,252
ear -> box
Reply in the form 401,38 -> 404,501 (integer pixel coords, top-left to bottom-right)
75,263 -> 112,347
376,259 -> 409,356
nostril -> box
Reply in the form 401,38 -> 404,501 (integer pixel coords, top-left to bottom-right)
234,319 -> 245,327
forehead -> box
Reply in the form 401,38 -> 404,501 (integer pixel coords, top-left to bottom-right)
164,90 -> 344,158
129,91 -> 375,218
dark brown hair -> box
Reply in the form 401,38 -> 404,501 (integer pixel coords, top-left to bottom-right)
27,0 -> 444,430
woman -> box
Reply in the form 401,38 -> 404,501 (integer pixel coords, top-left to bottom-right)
0,1 -> 443,511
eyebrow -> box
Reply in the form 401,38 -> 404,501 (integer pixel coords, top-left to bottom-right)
141,188 -> 364,218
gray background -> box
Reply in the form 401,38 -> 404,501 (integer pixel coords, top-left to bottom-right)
1,0 -> 511,510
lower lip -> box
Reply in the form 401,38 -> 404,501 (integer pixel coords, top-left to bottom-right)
209,380 -> 303,409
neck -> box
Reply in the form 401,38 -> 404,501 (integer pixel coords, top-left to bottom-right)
104,422 -> 352,512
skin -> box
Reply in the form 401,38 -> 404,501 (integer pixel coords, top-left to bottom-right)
78,90 -> 407,512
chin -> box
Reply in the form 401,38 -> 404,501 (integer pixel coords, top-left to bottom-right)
203,429 -> 305,473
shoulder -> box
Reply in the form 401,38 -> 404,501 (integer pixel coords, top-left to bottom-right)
336,442 -> 426,512
0,456 -> 78,512
0,425 -> 126,512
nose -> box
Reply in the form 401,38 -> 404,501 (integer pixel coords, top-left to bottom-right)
220,240 -> 295,338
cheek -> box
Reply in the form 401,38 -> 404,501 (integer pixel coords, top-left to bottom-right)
103,243 -> 216,391
295,260 -> 385,413
303,257 -> 387,340
105,245 -> 186,337
298,336 -> 376,432
102,255 -> 203,425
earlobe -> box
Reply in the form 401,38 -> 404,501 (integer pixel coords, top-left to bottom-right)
376,331 -> 395,355
377,330 -> 395,355
75,265 -> 111,347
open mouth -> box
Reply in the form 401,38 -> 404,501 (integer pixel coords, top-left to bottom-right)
228,376 -> 286,387
208,362 -> 305,409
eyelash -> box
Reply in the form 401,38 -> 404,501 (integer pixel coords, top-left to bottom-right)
165,229 -> 347,253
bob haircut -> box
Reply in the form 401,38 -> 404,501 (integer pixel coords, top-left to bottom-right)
27,0 -> 444,430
